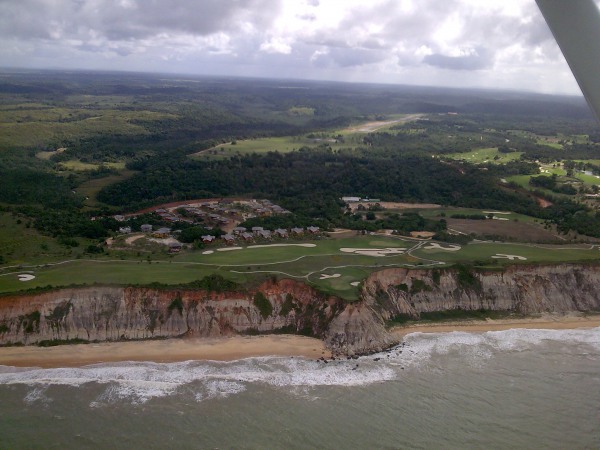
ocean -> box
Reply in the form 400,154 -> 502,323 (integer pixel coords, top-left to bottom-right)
1,328 -> 599,449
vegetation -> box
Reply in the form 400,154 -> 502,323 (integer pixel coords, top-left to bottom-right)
253,292 -> 273,319
2,70 -> 600,300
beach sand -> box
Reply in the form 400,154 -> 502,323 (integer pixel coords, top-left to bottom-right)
391,313 -> 600,338
0,335 -> 330,368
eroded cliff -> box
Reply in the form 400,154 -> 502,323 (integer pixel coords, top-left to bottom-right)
2,264 -> 600,356
0,279 -> 344,346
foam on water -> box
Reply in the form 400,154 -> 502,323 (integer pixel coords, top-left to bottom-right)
1,327 -> 599,405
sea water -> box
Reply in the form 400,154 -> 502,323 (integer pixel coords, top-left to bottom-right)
1,328 -> 599,449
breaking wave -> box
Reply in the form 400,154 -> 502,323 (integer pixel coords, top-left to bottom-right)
1,327 -> 598,405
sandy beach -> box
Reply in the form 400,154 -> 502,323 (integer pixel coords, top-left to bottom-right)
0,335 -> 330,368
391,313 -> 600,338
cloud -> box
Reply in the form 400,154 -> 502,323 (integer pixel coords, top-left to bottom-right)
424,49 -> 491,71
0,0 -> 282,41
0,0 -> 593,94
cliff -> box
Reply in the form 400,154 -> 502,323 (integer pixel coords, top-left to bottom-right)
361,264 -> 600,320
2,264 -> 600,356
0,279 -> 344,346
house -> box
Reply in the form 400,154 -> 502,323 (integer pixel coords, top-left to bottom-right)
241,232 -> 254,241
168,242 -> 183,254
202,235 -> 215,244
141,224 -> 153,233
233,226 -> 247,235
222,234 -> 235,245
291,227 -> 304,236
258,230 -> 272,239
251,226 -> 264,235
152,227 -> 171,239
307,226 -> 320,234
119,226 -> 132,234
274,228 -> 288,238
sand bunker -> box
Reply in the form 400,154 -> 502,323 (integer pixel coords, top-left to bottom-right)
202,250 -> 214,255
319,273 -> 341,280
18,274 -> 35,282
340,247 -> 406,257
125,234 -> 144,245
350,281 -> 361,287
423,243 -> 461,251
492,217 -> 509,221
247,244 -> 316,249
483,211 -> 511,215
491,254 -> 527,261
217,247 -> 243,252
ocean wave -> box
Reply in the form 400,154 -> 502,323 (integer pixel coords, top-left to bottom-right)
1,327 -> 598,405
396,326 -> 600,367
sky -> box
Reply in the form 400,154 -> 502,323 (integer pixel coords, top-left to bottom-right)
1,0 -> 599,95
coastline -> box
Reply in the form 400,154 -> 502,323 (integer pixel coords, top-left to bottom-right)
0,335 -> 330,369
1,314 -> 599,369
390,313 -> 600,338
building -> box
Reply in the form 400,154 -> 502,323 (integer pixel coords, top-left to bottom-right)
342,197 -> 361,203
222,234 -> 235,245
113,215 -> 125,222
258,230 -> 272,240
241,232 -> 254,241
168,242 -> 183,253
291,227 -> 304,235
251,226 -> 264,235
307,226 -> 320,234
202,235 -> 215,244
152,227 -> 172,239
141,224 -> 153,233
233,226 -> 247,235
275,228 -> 288,238
118,226 -> 132,234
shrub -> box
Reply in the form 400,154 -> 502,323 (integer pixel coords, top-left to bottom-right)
253,292 -> 273,319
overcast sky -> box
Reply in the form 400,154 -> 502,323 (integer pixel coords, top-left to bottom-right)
1,0 -> 598,95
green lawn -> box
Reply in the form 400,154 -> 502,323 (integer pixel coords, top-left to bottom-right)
3,234 -> 600,299
447,148 -> 523,164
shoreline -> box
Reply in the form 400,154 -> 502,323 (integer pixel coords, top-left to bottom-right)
390,313 -> 600,338
1,314 -> 599,369
0,335 -> 330,369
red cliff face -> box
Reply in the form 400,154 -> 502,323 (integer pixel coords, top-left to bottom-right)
0,280 -> 345,347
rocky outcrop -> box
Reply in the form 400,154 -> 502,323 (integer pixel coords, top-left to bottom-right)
2,264 -> 600,355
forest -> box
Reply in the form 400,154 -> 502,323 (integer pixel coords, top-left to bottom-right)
1,69 -> 600,258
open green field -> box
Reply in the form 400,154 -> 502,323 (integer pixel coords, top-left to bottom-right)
75,170 -> 138,206
192,114 -> 421,159
0,213 -> 92,265
3,235 -> 600,300
0,108 -> 177,149
447,148 -> 523,164
58,160 -> 126,172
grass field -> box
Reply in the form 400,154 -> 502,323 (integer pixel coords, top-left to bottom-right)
58,160 -> 126,172
447,148 -> 523,164
2,234 -> 600,299
192,114 -> 420,159
0,213 -> 92,265
0,106 -> 177,148
75,170 -> 138,206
